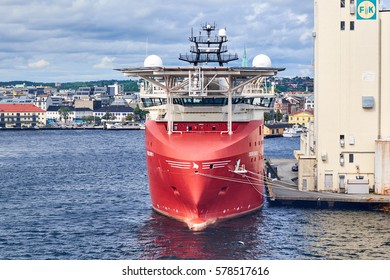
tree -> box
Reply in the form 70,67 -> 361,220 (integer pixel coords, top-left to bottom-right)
134,104 -> 149,121
102,112 -> 115,120
58,107 -> 72,123
264,112 -> 270,122
125,114 -> 134,122
276,110 -> 283,122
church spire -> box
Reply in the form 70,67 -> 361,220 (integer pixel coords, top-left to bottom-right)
242,46 -> 248,67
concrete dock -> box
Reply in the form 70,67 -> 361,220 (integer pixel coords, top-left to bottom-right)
266,158 -> 390,210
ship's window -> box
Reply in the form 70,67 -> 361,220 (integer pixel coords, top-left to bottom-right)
349,153 -> 354,163
141,97 -> 166,107
203,98 -> 214,105
193,98 -> 203,104
341,0 -> 345,8
260,97 -> 273,107
341,21 -> 345,30
210,164 -> 214,169
212,126 -> 216,131
180,97 -> 227,106
173,98 -> 184,105
350,21 -> 355,30
232,98 -> 254,104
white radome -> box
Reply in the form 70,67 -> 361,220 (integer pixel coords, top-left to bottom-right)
218,28 -> 227,37
144,55 -> 163,67
252,54 -> 272,68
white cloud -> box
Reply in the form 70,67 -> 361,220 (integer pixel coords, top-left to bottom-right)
189,13 -> 205,26
0,0 -> 314,82
93,56 -> 115,69
299,29 -> 313,44
27,59 -> 50,69
245,3 -> 270,21
296,14 -> 308,24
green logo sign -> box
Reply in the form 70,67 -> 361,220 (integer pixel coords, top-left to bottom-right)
357,0 -> 377,20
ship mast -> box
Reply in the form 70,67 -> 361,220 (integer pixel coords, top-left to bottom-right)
177,23 -> 238,135
179,23 -> 238,66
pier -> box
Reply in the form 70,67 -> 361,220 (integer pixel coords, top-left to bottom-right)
266,158 -> 390,210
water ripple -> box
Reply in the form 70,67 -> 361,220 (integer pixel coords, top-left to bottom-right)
0,131 -> 389,260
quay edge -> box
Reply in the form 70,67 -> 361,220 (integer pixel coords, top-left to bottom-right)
265,158 -> 390,211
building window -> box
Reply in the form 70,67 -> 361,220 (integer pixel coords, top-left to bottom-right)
341,0 -> 345,8
350,21 -> 355,30
341,21 -> 345,30
349,154 -> 354,163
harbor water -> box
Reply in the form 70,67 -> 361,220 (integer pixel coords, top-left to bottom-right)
0,130 -> 389,260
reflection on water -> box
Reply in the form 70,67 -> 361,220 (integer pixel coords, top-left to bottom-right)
134,211 -> 266,260
131,206 -> 390,260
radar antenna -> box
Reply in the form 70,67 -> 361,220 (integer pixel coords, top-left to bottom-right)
179,23 -> 238,66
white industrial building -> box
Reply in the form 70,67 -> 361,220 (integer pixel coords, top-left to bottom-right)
296,0 -> 390,195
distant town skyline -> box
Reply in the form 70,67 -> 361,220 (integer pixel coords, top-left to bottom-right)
0,0 -> 330,82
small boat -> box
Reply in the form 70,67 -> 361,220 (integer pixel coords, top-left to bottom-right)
283,124 -> 303,137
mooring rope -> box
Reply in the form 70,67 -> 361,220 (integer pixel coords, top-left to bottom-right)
195,168 -> 298,198
198,171 -> 268,196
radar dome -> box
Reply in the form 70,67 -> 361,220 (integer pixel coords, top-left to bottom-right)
252,54 -> 272,68
144,55 -> 163,67
218,28 -> 227,37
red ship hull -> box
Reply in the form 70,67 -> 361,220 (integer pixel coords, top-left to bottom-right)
145,120 -> 266,230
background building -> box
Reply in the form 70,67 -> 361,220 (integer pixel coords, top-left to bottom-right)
288,110 -> 314,128
0,104 -> 46,128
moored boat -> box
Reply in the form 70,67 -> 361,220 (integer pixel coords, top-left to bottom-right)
117,23 -> 284,230
282,124 -> 303,137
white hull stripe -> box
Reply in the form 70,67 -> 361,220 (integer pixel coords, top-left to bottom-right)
166,160 -> 231,170
202,160 -> 231,170
166,160 -> 191,169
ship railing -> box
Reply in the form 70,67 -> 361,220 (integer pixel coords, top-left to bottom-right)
189,35 -> 227,44
178,53 -> 238,63
189,45 -> 228,53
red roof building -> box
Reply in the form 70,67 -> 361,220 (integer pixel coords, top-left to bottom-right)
0,104 -> 46,128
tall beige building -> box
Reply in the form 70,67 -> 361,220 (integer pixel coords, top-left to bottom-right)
297,0 -> 390,195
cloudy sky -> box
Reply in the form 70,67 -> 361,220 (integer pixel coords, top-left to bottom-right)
0,0 -> 315,82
